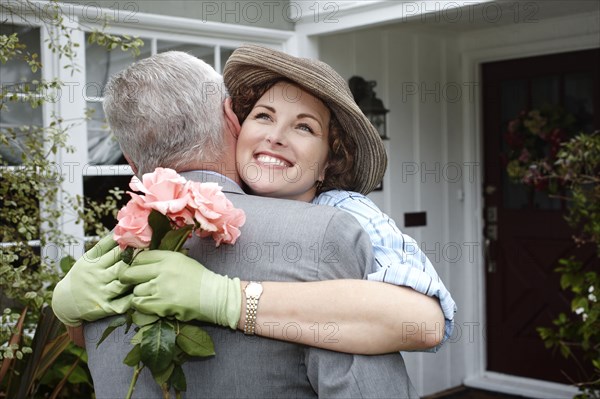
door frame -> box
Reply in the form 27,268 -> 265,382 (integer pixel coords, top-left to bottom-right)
460,26 -> 599,398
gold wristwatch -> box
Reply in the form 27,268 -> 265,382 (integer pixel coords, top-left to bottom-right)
243,281 -> 263,335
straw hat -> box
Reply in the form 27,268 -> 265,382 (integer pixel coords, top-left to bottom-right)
223,44 -> 387,196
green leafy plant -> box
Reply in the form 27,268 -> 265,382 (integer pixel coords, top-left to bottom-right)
531,132 -> 600,398
1,1 -> 142,397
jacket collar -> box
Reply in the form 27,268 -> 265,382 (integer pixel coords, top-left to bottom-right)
179,170 -> 245,195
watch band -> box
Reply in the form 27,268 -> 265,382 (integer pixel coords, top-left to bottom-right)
244,281 -> 263,335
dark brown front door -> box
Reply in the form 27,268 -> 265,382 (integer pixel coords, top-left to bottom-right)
482,49 -> 600,383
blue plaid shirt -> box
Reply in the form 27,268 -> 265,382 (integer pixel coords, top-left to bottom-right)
313,190 -> 457,350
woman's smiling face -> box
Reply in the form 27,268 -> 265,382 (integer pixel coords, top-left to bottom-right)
236,82 -> 331,202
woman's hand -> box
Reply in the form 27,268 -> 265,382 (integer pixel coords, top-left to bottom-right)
119,250 -> 242,330
51,235 -> 133,327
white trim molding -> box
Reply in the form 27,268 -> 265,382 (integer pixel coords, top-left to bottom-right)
465,372 -> 579,399
4,1 -> 293,45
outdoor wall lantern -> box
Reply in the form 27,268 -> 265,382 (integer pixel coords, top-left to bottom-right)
349,76 -> 389,140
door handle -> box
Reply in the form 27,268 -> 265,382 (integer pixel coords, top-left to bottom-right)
485,185 -> 497,195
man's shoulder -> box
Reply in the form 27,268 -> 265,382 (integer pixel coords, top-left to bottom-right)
239,194 -> 368,235
234,193 -> 344,219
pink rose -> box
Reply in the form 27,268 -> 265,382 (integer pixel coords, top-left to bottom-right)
170,207 -> 197,228
209,208 -> 246,246
129,168 -> 191,216
187,182 -> 223,232
115,168 -> 245,251
113,200 -> 153,250
188,182 -> 246,246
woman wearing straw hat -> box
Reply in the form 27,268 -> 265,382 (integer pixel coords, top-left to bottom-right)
223,44 -> 456,349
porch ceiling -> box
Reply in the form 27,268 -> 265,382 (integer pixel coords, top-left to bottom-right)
295,0 -> 600,36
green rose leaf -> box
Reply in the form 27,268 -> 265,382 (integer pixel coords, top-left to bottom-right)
149,210 -> 173,250
159,225 -> 194,252
123,344 -> 141,367
96,316 -> 127,348
140,320 -> 176,374
152,362 -> 174,386
122,247 -> 134,265
176,324 -> 215,357
124,309 -> 134,334
172,344 -> 187,365
170,364 -> 187,392
130,325 -> 153,345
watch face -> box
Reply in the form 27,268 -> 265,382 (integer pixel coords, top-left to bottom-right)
246,282 -> 263,297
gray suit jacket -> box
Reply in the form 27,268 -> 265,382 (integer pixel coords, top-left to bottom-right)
85,171 -> 418,398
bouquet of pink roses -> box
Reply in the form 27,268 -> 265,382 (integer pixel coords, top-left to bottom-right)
114,167 -> 245,251
98,167 -> 245,399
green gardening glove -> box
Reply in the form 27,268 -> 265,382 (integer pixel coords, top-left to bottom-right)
51,235 -> 133,327
118,250 -> 242,330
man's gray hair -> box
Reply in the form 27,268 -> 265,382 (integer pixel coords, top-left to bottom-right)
103,51 -> 226,175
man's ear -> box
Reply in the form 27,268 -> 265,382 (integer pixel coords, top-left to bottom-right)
123,153 -> 138,176
224,97 -> 241,138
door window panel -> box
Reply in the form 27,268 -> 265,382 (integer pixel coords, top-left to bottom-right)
531,75 -> 560,109
500,79 -> 529,210
565,72 -> 594,133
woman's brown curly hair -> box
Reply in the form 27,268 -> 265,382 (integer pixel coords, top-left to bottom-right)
231,79 -> 357,196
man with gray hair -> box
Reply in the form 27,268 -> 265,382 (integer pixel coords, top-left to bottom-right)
54,51 -> 443,397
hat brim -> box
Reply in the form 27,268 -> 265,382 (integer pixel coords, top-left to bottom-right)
223,44 -> 387,195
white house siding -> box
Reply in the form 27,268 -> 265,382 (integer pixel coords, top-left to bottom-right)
318,7 -> 599,397
320,28 -> 463,396
60,0 -> 294,30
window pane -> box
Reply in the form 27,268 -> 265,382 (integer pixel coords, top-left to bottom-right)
0,25 -> 41,87
220,47 -> 236,72
501,79 -> 529,209
86,101 -> 126,165
0,171 -> 40,242
157,41 -> 215,67
0,244 -> 41,269
565,72 -> 594,133
83,175 -> 132,234
0,101 -> 43,165
85,34 -> 151,97
84,36 -> 148,165
531,75 -> 559,109
500,78 -> 562,211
